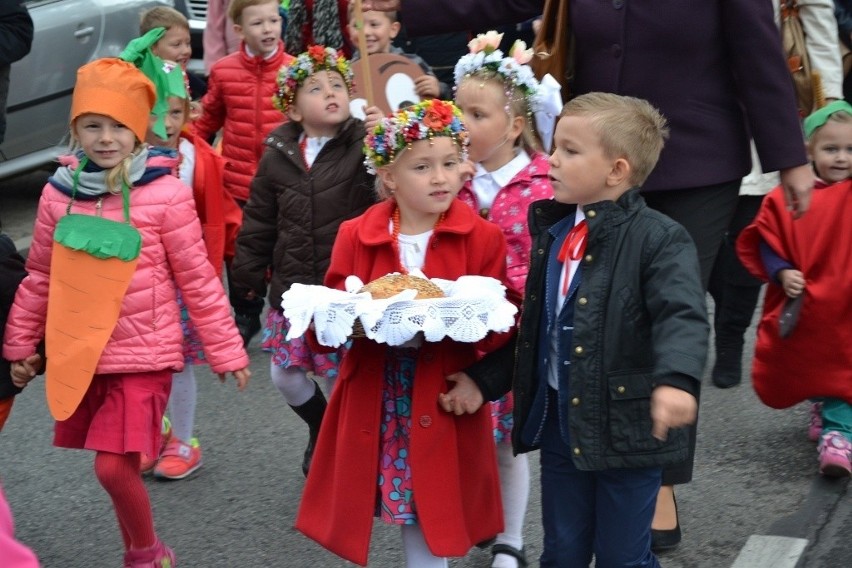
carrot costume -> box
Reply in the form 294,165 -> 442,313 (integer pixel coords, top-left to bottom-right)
45,163 -> 141,420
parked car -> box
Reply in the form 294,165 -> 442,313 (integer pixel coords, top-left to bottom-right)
0,0 -> 175,180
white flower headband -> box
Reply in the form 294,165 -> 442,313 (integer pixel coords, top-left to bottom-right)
453,31 -> 563,152
453,32 -> 541,109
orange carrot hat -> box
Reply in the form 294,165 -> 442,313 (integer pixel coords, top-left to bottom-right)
70,58 -> 156,143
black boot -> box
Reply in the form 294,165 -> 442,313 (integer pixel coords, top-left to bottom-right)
289,381 -> 327,477
711,342 -> 743,388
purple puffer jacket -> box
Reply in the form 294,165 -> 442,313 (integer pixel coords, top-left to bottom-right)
3,161 -> 249,375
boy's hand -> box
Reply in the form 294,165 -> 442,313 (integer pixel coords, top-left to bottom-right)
778,269 -> 805,298
414,75 -> 440,99
10,354 -> 43,388
362,105 -> 384,132
218,367 -> 251,391
438,372 -> 484,415
650,385 -> 697,441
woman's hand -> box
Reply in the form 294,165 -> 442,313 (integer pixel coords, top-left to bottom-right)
779,164 -> 814,218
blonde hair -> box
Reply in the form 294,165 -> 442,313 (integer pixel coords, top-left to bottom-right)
458,72 -> 542,153
140,6 -> 189,34
229,0 -> 279,25
346,4 -> 398,24
561,92 -> 668,186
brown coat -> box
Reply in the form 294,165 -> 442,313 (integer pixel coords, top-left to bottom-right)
229,117 -> 376,309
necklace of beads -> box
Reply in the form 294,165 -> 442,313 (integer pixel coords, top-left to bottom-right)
391,205 -> 445,274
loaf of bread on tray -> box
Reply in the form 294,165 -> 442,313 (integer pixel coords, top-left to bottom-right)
358,273 -> 445,300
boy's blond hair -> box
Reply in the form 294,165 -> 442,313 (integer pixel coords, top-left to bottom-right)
346,4 -> 398,24
229,0 -> 279,25
561,92 -> 669,186
140,6 -> 189,34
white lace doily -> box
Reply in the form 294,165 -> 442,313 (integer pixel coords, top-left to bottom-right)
281,272 -> 517,347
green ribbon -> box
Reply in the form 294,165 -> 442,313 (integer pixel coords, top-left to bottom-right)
119,28 -> 188,141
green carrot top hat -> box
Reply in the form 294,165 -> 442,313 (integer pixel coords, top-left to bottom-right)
119,28 -> 188,140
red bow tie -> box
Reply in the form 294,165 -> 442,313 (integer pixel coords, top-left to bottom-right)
557,220 -> 588,263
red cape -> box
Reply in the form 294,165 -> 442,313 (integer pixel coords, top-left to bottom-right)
736,181 -> 852,408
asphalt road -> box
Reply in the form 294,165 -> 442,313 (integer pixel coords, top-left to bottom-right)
0,171 -> 849,567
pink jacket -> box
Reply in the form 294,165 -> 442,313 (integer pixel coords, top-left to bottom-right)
457,152 -> 553,295
3,163 -> 249,375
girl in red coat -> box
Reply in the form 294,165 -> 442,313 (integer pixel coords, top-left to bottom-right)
295,99 -> 519,566
737,100 -> 852,478
125,34 -> 243,479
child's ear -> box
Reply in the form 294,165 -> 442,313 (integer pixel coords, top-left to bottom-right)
390,21 -> 401,39
378,166 -> 397,192
510,115 -> 525,145
232,23 -> 244,40
287,105 -> 302,124
607,157 -> 631,187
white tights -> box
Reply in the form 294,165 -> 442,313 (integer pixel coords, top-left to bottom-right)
168,366 -> 197,443
493,442 -> 530,568
269,362 -> 315,406
400,524 -> 448,568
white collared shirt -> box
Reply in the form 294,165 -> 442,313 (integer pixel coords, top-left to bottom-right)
471,149 -> 531,210
300,134 -> 332,168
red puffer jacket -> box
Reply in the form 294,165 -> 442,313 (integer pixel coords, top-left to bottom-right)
192,41 -> 293,203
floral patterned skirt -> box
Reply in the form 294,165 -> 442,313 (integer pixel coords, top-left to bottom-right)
262,309 -> 345,379
177,291 -> 205,365
491,393 -> 514,445
376,347 -> 419,525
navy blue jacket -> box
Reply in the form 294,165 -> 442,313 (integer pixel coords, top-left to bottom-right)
471,190 -> 709,470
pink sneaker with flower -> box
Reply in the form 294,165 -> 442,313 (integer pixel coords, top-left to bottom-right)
818,431 -> 852,477
808,402 -> 823,442
123,539 -> 176,568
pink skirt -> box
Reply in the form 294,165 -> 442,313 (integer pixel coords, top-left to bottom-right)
54,370 -> 172,458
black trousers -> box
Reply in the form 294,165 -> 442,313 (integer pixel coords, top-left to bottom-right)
642,180 -> 740,485
708,195 -> 765,348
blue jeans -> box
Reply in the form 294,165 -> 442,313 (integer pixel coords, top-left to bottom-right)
539,390 -> 662,568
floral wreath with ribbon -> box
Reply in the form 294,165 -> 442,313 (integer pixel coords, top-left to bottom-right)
453,31 -> 563,152
454,32 -> 540,107
363,99 -> 469,174
273,44 -> 354,113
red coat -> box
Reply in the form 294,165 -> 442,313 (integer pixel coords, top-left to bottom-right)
295,200 -> 520,565
192,41 -> 293,202
180,131 -> 242,278
736,181 -> 852,408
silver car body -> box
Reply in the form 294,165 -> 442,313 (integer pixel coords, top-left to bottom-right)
0,0 -> 175,179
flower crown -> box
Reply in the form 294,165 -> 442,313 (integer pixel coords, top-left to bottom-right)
272,45 -> 354,113
363,99 -> 469,174
453,31 -> 540,109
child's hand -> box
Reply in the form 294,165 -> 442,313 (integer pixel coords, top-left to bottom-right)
414,75 -> 441,99
10,354 -> 43,388
362,105 -> 384,132
438,372 -> 484,415
650,385 -> 697,441
778,269 -> 805,298
218,367 -> 251,391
